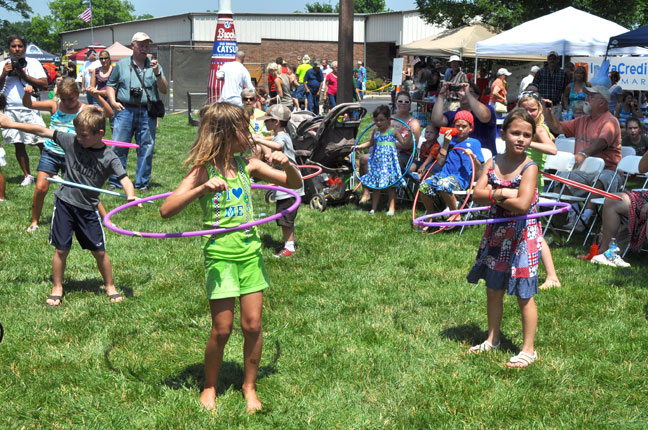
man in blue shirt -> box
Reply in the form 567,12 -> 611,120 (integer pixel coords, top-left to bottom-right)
357,61 -> 366,101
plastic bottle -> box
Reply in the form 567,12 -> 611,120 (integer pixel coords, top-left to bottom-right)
439,126 -> 459,136
604,238 -> 619,259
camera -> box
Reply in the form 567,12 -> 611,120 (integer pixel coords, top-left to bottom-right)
9,57 -> 27,75
449,84 -> 462,92
130,87 -> 143,98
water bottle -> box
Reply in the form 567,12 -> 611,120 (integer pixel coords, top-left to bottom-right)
604,238 -> 619,259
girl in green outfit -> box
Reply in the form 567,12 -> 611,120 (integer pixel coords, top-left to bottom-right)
518,91 -> 561,290
160,103 -> 303,413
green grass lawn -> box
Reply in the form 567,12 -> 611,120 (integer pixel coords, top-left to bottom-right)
1,113 -> 647,429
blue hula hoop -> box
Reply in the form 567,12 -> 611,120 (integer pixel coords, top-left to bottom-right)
350,117 -> 416,190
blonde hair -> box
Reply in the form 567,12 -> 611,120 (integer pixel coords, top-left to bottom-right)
517,95 -> 545,126
184,102 -> 253,170
73,105 -> 105,133
58,77 -> 80,97
266,62 -> 279,73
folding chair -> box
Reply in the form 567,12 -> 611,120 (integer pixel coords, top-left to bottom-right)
541,156 -> 605,242
582,155 -> 644,246
621,146 -> 636,158
457,148 -> 493,235
555,137 -> 575,153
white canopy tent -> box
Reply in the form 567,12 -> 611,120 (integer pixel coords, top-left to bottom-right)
476,7 -> 648,58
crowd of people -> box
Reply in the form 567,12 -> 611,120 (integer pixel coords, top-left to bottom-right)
1,34 -> 648,412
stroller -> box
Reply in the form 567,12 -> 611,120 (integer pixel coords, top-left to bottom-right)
288,103 -> 367,211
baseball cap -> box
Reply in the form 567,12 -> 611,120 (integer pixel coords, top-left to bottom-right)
258,104 -> 291,122
132,32 -> 153,43
448,55 -> 462,63
453,110 -> 474,127
584,85 -> 611,103
531,65 -> 540,73
357,61 -> 362,64
497,68 -> 512,77
302,54 -> 310,63
548,50 -> 558,58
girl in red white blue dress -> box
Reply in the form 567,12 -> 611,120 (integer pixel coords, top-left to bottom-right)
356,105 -> 406,215
466,108 -> 542,369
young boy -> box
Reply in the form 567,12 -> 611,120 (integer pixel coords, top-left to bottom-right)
0,107 -> 136,306
419,110 -> 484,223
254,104 -> 304,257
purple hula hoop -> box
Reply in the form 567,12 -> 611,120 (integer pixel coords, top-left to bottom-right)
413,201 -> 571,227
103,184 -> 302,238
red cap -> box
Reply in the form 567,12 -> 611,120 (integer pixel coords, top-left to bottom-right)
453,110 -> 474,127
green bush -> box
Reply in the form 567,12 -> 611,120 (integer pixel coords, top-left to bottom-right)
366,80 -> 377,91
373,77 -> 384,89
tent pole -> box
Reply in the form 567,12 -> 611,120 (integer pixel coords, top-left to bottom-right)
474,54 -> 478,83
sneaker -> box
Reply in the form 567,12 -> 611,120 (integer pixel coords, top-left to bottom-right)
409,172 -> 420,183
20,174 -> 35,186
52,175 -> 63,181
274,248 -> 294,258
108,185 -> 117,191
591,253 -> 631,268
565,216 -> 586,232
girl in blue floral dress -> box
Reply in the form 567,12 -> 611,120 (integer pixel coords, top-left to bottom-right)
356,105 -> 406,215
466,108 -> 542,369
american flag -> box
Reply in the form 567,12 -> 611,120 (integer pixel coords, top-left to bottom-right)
78,7 -> 92,23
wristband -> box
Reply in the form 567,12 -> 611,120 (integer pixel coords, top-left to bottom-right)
489,190 -> 495,204
578,151 -> 588,158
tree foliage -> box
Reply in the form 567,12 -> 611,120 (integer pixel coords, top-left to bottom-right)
0,19 -> 29,45
304,0 -> 387,13
415,0 -> 648,31
0,0 -> 31,20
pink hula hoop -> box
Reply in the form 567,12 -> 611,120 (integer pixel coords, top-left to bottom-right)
414,201 -> 571,227
411,146 -> 476,234
103,184 -> 301,238
542,172 -> 622,200
103,139 -> 139,148
298,164 -> 323,180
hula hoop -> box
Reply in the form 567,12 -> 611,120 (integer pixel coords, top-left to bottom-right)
298,164 -> 323,180
410,146 -> 476,234
350,117 -> 416,190
45,177 -> 153,204
541,172 -> 622,200
103,184 -> 301,238
103,139 -> 139,148
414,201 -> 571,227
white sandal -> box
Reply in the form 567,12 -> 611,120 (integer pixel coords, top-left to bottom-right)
468,340 -> 500,354
506,350 -> 537,368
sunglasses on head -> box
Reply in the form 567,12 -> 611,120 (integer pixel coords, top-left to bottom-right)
520,91 -> 542,102
397,99 -> 411,104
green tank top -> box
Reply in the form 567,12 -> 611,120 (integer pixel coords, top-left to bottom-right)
200,156 -> 261,261
528,123 -> 553,188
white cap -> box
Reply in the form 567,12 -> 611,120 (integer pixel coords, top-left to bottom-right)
531,65 -> 540,73
132,32 -> 152,43
448,55 -> 462,63
497,68 -> 512,77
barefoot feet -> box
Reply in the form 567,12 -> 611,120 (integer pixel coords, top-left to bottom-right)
539,277 -> 561,290
200,388 -> 216,410
242,385 -> 263,414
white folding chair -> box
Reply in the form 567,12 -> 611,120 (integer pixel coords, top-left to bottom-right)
555,137 -> 575,153
495,138 -> 506,154
540,151 -> 576,192
542,157 -> 605,241
582,155 -> 644,246
621,146 -> 636,158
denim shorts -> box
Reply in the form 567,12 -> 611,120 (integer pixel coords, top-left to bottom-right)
37,149 -> 66,175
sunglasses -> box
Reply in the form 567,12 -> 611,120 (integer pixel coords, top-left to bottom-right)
520,91 -> 542,102
100,57 -> 110,60
242,97 -> 256,102
397,100 -> 411,104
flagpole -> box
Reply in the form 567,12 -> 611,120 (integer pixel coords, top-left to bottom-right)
90,0 -> 94,44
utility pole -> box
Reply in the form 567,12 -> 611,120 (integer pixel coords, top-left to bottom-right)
337,0 -> 354,104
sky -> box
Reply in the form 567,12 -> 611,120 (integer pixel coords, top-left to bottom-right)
4,0 -> 419,21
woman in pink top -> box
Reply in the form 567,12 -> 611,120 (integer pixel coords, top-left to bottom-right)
490,68 -> 511,114
325,61 -> 338,109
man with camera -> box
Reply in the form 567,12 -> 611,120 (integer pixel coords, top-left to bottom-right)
431,81 -> 497,154
106,32 -> 167,191
0,35 -> 49,186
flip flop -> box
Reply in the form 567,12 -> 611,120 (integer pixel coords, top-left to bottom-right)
108,293 -> 124,303
46,294 -> 63,306
26,225 -> 39,232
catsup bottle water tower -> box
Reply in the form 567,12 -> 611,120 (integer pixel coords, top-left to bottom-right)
207,0 -> 238,103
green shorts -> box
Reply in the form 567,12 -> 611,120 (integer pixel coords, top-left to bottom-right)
204,255 -> 270,300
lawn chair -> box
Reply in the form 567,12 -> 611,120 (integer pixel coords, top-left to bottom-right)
583,155 -> 647,246
621,146 -> 636,158
541,156 -> 605,242
457,148 -> 493,236
555,137 -> 575,153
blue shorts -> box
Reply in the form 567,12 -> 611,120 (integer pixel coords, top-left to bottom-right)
50,197 -> 106,251
420,174 -> 462,196
37,149 -> 66,175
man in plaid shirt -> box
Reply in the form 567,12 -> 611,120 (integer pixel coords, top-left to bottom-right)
532,51 -> 568,107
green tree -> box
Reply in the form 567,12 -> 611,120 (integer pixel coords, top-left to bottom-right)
0,0 -> 31,20
304,0 -> 387,13
26,16 -> 60,53
415,0 -> 648,31
0,19 -> 29,45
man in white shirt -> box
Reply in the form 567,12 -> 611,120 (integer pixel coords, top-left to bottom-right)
0,35 -> 48,186
82,49 -> 101,105
216,50 -> 254,106
519,65 -> 540,97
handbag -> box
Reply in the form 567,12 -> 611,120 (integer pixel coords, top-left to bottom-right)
132,58 -> 165,118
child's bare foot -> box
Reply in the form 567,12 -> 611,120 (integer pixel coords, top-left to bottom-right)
200,388 -> 216,410
539,277 -> 561,290
242,385 -> 263,414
